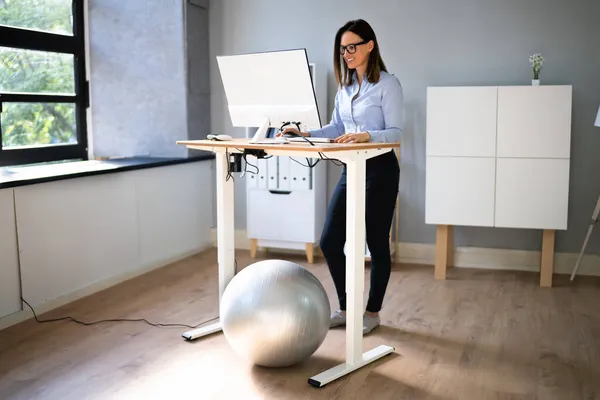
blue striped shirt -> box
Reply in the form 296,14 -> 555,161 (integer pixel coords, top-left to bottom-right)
309,70 -> 404,143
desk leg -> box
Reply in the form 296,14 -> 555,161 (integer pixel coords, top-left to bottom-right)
183,152 -> 235,340
308,156 -> 394,388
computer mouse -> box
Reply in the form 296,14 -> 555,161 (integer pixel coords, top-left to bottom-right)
283,132 -> 300,138
207,134 -> 233,141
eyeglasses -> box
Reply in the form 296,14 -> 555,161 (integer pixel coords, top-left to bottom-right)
339,40 -> 368,55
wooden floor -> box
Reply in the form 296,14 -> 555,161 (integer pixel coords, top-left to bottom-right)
1,248 -> 600,399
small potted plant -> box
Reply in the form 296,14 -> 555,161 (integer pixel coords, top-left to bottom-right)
529,53 -> 544,85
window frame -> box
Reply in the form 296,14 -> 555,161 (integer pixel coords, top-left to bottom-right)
0,0 -> 89,167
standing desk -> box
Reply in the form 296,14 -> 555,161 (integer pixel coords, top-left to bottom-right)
176,138 -> 399,387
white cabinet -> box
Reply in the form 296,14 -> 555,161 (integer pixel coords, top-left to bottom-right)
246,152 -> 327,262
426,84 -> 572,229
0,189 -> 21,319
426,85 -> 572,286
13,162 -> 213,307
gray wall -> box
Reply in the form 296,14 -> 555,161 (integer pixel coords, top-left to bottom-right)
184,0 -> 211,157
208,0 -> 600,254
89,0 -> 209,158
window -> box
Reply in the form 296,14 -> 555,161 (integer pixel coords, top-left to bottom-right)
0,0 -> 88,167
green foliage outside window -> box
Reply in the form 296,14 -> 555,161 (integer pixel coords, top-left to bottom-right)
0,0 -> 77,148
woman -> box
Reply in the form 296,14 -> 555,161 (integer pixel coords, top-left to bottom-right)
279,19 -> 403,334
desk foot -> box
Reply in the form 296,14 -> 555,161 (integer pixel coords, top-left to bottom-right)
182,321 -> 222,341
308,345 -> 395,388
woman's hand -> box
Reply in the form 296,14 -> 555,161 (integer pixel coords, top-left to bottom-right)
334,132 -> 371,143
275,127 -> 310,137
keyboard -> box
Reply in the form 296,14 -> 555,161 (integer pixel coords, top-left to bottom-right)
287,137 -> 332,143
251,138 -> 288,144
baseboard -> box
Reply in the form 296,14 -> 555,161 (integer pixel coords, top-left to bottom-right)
398,242 -> 600,276
0,243 -> 212,332
211,228 -> 600,277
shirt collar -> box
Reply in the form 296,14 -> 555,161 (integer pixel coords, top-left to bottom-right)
352,71 -> 369,87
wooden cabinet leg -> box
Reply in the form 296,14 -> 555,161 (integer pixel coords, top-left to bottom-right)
306,243 -> 314,264
447,225 -> 454,268
435,225 -> 453,280
250,238 -> 258,258
540,229 -> 555,287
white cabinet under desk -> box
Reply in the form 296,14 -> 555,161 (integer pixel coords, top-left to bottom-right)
425,84 -> 572,287
245,145 -> 327,263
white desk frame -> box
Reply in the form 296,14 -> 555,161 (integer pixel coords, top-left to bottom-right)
177,139 -> 397,387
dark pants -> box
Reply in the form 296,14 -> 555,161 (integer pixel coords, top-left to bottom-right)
319,150 -> 400,313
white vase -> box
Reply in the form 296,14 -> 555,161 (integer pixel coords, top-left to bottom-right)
532,79 -> 540,86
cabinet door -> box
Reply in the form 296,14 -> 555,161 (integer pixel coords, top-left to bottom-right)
426,86 -> 498,157
497,85 -> 572,158
247,190 -> 316,242
425,156 -> 496,227
495,158 -> 570,230
0,189 -> 21,319
15,175 -> 138,306
135,163 -> 213,268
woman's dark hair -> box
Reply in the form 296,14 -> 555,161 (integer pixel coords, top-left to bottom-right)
334,19 -> 387,87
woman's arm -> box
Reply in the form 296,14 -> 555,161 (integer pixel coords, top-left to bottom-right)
366,77 -> 404,143
308,90 -> 345,139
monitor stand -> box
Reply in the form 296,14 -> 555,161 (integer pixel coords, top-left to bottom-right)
249,117 -> 271,143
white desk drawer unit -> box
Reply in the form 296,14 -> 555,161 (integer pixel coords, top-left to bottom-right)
425,85 -> 572,287
245,151 -> 327,263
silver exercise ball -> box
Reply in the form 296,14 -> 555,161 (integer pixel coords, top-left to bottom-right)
220,259 -> 331,367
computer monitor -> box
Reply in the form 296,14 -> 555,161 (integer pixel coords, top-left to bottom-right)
216,49 -> 322,143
